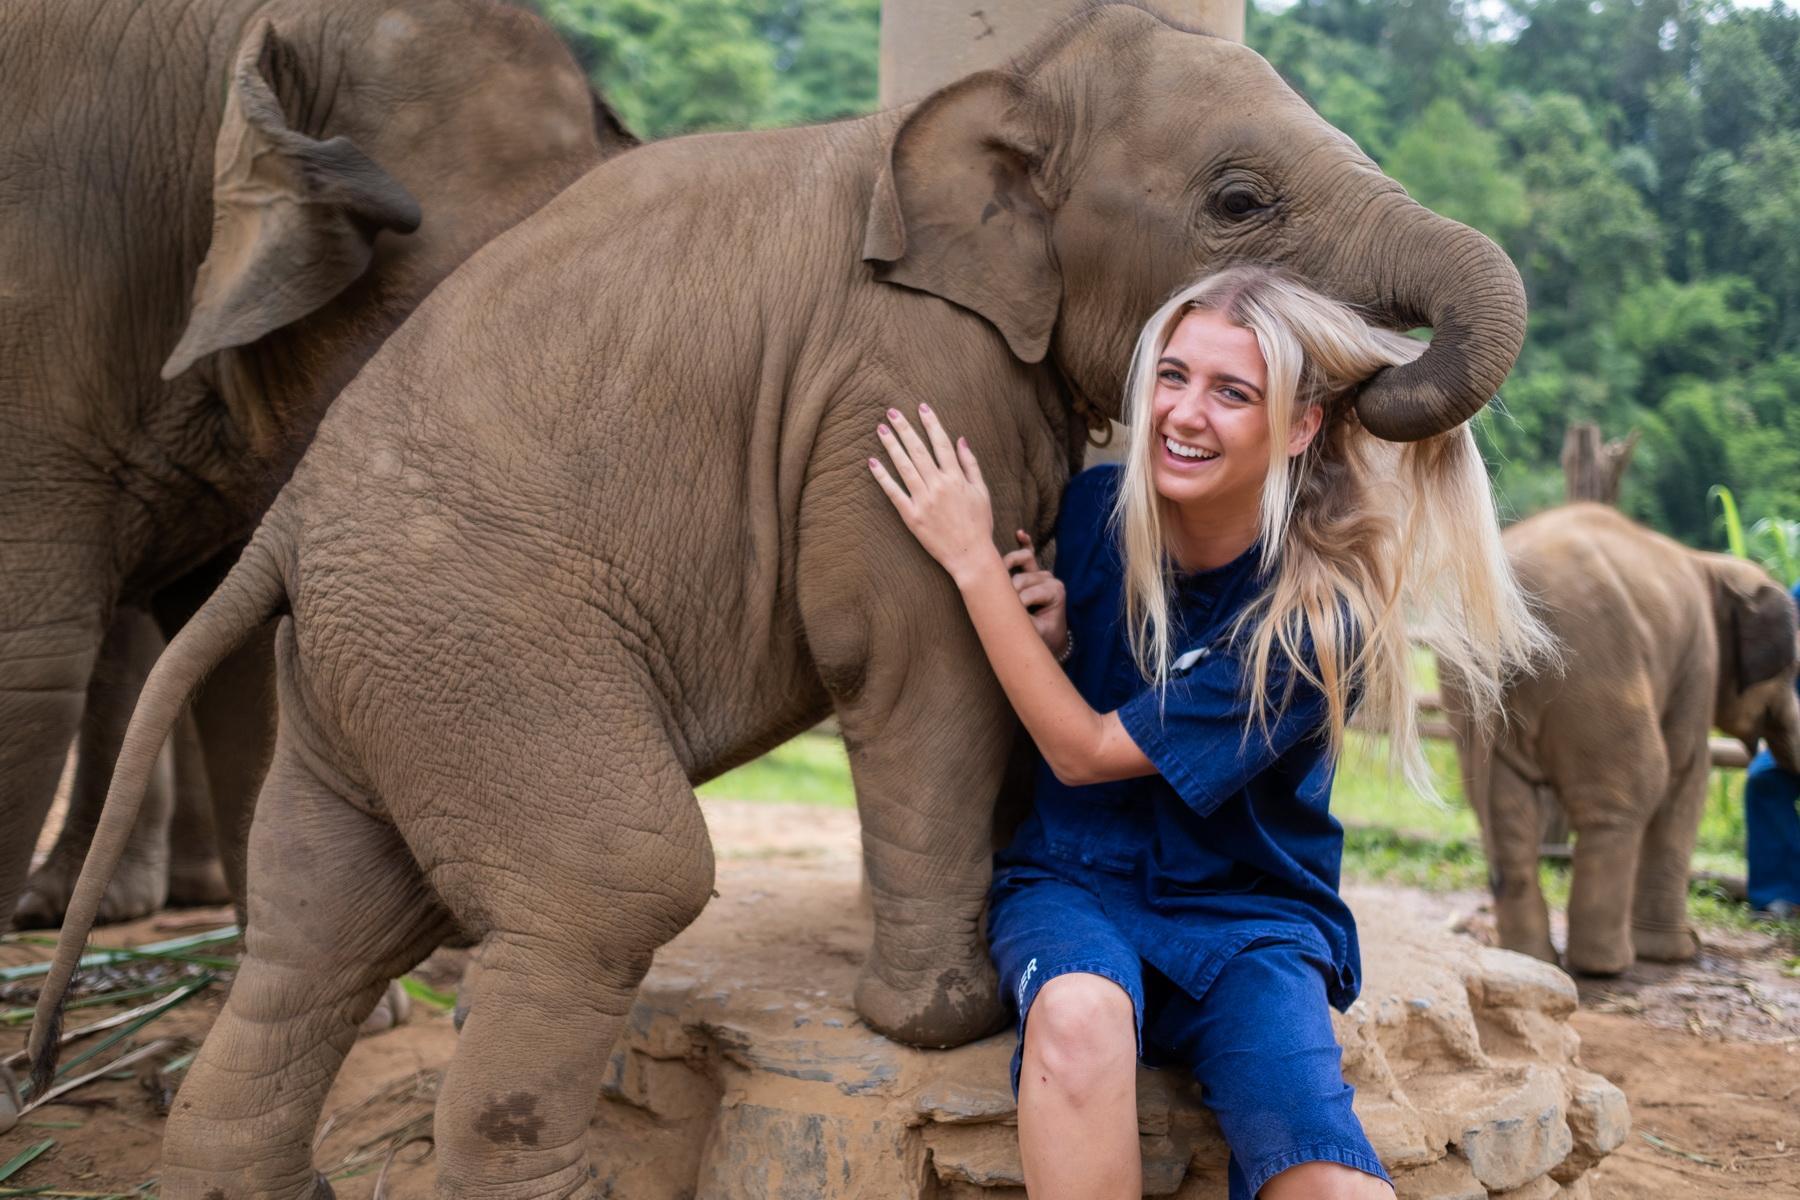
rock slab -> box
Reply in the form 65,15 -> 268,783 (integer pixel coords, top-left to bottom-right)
579,808 -> 1627,1198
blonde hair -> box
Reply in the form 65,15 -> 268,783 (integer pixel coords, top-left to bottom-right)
1112,266 -> 1549,799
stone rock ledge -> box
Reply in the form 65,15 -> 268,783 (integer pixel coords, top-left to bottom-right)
579,861 -> 1627,1199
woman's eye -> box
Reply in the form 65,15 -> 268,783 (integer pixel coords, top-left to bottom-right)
1220,387 -> 1249,404
1159,369 -> 1187,385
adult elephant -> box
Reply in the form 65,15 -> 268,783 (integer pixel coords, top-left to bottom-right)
35,6 -> 1527,1195
0,0 -> 631,931
1449,504 -> 1800,975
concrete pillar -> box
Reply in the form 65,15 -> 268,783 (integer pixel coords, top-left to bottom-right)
879,0 -> 1245,107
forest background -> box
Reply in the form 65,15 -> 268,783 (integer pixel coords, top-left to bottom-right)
540,0 -> 1800,567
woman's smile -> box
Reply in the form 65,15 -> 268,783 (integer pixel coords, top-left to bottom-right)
1161,435 -> 1221,468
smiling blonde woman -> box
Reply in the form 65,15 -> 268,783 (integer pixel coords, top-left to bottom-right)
871,265 -> 1548,1200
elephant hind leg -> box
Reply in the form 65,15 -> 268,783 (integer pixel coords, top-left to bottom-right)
416,713 -> 715,1199
158,733 -> 452,1200
1561,763 -> 1668,976
1631,742 -> 1710,963
1480,746 -> 1558,966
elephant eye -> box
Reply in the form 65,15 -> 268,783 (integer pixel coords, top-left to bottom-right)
1215,185 -> 1268,219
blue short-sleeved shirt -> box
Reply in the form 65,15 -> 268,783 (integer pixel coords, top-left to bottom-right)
999,463 -> 1361,1009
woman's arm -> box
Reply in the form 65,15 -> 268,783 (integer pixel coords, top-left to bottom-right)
870,405 -> 1154,787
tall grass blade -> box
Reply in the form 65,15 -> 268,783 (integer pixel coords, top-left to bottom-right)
1709,484 -> 1747,559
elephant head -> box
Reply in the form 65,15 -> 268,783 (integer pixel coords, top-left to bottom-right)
164,0 -> 632,453
1707,559 -> 1800,771
863,2 -> 1523,442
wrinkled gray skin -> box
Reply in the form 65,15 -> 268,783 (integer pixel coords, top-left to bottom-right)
14,609 -> 232,929
1449,504 -> 1800,976
35,7 -> 1529,1195
0,0 -> 629,941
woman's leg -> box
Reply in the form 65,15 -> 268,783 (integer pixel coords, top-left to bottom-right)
1261,1161 -> 1394,1199
1147,946 -> 1392,1200
1018,972 -> 1141,1200
1744,752 -> 1800,911
988,866 -> 1147,1199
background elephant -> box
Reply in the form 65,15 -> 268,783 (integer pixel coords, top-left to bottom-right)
1449,503 -> 1800,976
36,6 -> 1529,1195
0,0 -> 632,932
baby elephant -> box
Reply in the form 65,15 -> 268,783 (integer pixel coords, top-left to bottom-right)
1450,503 -> 1800,975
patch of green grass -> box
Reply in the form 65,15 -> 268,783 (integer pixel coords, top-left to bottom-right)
698,732 -> 854,807
1329,732 -> 1754,882
1330,734 -> 1472,839
700,726 -> 1773,936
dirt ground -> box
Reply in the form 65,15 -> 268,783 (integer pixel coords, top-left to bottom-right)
3,799 -> 1797,1197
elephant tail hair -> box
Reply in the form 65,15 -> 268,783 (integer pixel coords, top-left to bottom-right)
25,526 -> 290,1096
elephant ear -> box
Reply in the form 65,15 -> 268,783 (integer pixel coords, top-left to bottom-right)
590,88 -> 639,154
863,72 -> 1061,363
161,21 -> 422,385
1721,574 -> 1799,689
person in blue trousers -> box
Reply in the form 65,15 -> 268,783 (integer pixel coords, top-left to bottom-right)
1745,580 -> 1800,919
868,266 -> 1548,1200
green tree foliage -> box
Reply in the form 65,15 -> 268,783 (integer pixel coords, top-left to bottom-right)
1257,0 -> 1800,547
536,0 -> 1796,550
539,0 -> 876,136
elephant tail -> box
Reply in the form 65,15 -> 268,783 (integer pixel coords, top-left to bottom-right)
26,525 -> 290,1095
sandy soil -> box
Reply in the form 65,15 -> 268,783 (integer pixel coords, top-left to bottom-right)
2,799 -> 1796,1196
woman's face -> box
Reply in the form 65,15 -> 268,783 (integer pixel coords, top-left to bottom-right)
1149,308 -> 1318,526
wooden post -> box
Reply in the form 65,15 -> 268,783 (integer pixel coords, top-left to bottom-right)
1550,421 -> 1639,852
1560,422 -> 1640,506
879,0 -> 1245,108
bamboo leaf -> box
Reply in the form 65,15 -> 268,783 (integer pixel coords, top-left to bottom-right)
1709,485 -> 1746,560
399,976 -> 456,1012
17,975 -> 213,1101
0,1141 -> 53,1185
0,927 -> 239,983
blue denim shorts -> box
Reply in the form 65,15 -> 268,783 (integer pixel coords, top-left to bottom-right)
989,864 -> 1390,1199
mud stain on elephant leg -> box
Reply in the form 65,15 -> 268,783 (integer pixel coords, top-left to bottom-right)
475,1090 -> 545,1147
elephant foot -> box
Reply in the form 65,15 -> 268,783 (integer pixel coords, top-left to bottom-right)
1632,921 -> 1699,963
853,957 -> 1006,1048
15,854 -> 167,929
1565,935 -> 1634,977
357,979 -> 413,1036
160,1172 -> 333,1200
167,855 -> 232,908
1494,924 -> 1558,968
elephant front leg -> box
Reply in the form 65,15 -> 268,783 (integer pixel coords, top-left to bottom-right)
184,622 -> 279,915
832,629 -> 1014,1048
1,617 -> 106,932
164,711 -> 233,908
17,609 -> 176,927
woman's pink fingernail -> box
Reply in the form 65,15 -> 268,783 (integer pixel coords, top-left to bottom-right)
868,458 -> 878,469
887,408 -> 900,421
920,403 -> 932,414
878,424 -> 890,436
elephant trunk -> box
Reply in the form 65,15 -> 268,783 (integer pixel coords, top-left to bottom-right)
1768,687 -> 1800,775
1340,201 -> 1528,443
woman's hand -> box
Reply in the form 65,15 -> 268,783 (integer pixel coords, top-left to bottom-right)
1003,531 -> 1070,660
870,404 -> 999,587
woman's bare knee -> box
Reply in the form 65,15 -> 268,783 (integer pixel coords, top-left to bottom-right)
1020,973 -> 1136,1098
1261,1160 -> 1393,1200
